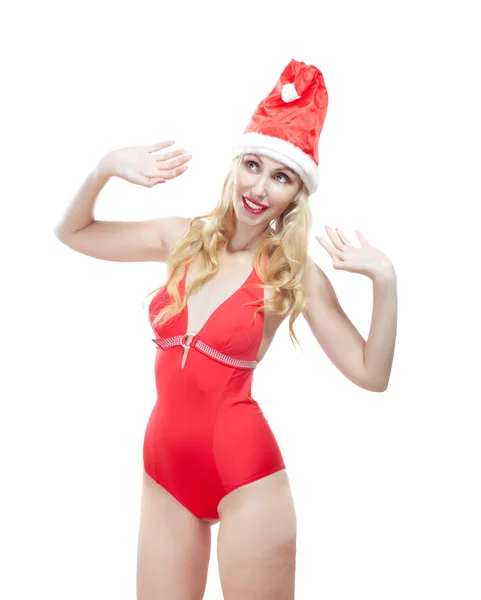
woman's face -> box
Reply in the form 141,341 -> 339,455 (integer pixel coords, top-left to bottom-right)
232,154 -> 303,225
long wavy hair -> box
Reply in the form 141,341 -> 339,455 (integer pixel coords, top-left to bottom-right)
145,154 -> 313,348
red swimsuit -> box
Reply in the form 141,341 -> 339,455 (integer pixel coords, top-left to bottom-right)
143,260 -> 286,520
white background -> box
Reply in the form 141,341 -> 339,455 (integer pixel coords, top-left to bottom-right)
1,0 -> 480,598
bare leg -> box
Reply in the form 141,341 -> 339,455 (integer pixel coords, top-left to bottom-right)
136,469 -> 212,600
217,470 -> 297,599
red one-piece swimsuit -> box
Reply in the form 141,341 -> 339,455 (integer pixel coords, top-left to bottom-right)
143,260 -> 286,520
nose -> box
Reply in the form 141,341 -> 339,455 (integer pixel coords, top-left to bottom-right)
251,176 -> 268,199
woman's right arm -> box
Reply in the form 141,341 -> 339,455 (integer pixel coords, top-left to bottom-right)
52,141 -> 192,263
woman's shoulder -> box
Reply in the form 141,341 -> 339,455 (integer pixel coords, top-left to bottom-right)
302,254 -> 332,298
162,216 -> 192,255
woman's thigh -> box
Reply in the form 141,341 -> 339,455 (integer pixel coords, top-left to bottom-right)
136,469 -> 212,600
216,470 -> 297,600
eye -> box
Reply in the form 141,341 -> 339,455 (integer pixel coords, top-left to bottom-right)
244,159 -> 289,184
275,172 -> 289,184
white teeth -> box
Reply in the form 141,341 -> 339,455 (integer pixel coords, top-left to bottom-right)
244,196 -> 266,210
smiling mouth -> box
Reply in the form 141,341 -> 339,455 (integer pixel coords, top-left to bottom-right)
242,195 -> 268,212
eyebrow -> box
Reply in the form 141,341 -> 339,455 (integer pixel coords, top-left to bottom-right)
246,154 -> 297,177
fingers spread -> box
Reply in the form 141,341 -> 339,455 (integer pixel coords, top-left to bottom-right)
157,154 -> 191,174
159,165 -> 189,179
154,148 -> 188,161
147,140 -> 175,152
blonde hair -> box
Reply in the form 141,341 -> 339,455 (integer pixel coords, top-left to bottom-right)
145,155 -> 312,348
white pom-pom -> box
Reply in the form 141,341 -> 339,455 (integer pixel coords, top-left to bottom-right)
281,82 -> 301,103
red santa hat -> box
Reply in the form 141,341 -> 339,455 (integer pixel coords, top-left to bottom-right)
232,58 -> 329,195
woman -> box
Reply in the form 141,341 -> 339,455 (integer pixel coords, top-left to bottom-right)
54,59 -> 397,599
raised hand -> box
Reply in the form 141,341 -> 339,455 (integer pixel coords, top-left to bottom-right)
98,140 -> 192,187
316,226 -> 394,279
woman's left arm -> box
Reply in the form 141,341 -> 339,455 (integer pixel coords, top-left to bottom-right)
302,226 -> 397,393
